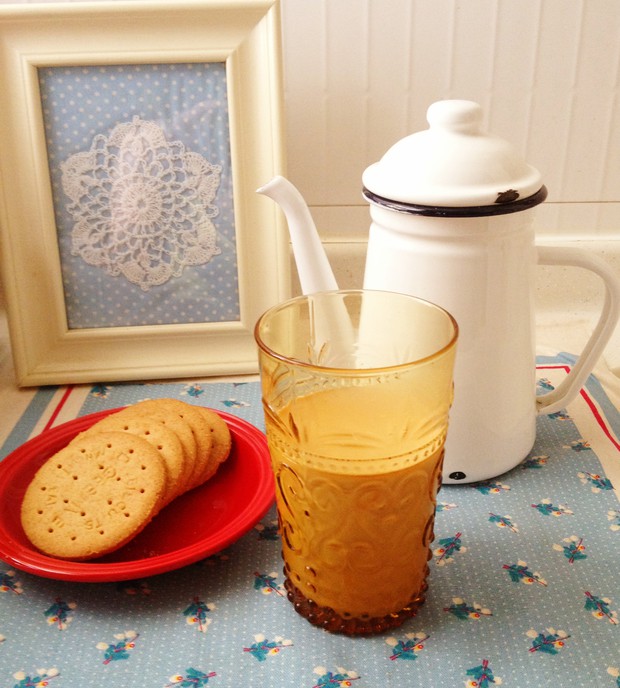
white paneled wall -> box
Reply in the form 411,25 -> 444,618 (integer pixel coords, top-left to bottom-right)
3,0 -> 620,235
279,0 -> 620,373
280,0 -> 620,238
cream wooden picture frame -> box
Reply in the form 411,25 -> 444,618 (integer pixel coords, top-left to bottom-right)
0,0 -> 289,386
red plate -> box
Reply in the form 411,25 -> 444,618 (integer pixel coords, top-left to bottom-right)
0,408 -> 274,582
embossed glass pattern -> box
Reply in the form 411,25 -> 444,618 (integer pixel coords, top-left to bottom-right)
255,290 -> 458,635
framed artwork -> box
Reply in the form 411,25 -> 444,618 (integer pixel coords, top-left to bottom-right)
0,0 -> 289,386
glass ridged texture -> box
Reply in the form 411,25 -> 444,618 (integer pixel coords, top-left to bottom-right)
255,290 -> 457,635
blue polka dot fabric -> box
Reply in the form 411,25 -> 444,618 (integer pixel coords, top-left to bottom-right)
1,356 -> 619,687
38,63 -> 239,329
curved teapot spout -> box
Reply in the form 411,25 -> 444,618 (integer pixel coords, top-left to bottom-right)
257,175 -> 338,295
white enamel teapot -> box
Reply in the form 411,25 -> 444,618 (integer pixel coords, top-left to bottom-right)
258,99 -> 620,484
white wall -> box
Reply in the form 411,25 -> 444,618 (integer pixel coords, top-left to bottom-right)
280,0 -> 620,239
4,0 -> 620,236
279,0 -> 620,373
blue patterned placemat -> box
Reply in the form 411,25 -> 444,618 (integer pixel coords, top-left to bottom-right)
1,363 -> 619,688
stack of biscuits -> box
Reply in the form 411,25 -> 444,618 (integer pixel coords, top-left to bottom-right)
20,399 -> 232,561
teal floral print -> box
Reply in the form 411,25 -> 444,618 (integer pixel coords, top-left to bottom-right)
564,439 -> 591,452
0,570 -> 23,595
553,536 -> 587,563
531,499 -> 573,517
183,598 -> 215,633
526,627 -> 570,654
44,598 -> 77,630
577,471 -> 613,493
503,561 -> 547,586
472,481 -> 510,495
255,520 -> 279,541
584,592 -> 618,624
222,398 -> 250,408
549,410 -> 570,420
253,571 -> 285,596
522,454 -> 548,469
312,666 -> 359,687
166,668 -> 217,686
96,630 -> 139,663
243,634 -> 293,661
433,532 -> 466,566
443,597 -> 492,621
537,378 -> 554,392
182,384 -> 204,398
465,659 -> 502,687
12,668 -> 59,687
89,384 -> 111,398
385,632 -> 429,660
489,513 -> 518,532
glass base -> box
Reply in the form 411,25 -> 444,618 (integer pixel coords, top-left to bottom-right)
283,576 -> 427,636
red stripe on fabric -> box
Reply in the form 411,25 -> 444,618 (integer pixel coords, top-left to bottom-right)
537,364 -> 571,374
579,387 -> 620,452
42,386 -> 75,432
537,364 -> 620,453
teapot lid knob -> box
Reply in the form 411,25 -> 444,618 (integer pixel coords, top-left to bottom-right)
362,99 -> 545,211
426,99 -> 482,134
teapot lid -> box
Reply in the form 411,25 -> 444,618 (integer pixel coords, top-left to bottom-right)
362,99 -> 546,215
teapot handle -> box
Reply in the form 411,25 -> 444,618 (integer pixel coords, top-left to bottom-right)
535,244 -> 620,415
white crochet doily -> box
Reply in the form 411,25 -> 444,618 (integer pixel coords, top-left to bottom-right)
61,116 -> 222,291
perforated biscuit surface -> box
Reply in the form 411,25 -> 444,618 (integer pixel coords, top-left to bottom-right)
127,399 -> 213,490
77,413 -> 187,503
20,431 -> 167,560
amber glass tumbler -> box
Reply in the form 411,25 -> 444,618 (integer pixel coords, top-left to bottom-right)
255,290 -> 458,634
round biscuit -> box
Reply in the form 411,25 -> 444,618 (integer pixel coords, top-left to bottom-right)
128,399 -> 213,492
20,431 -> 167,561
193,407 -> 232,487
77,412 -> 187,504
113,403 -> 197,492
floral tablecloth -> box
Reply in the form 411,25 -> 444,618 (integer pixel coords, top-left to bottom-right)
1,354 -> 619,688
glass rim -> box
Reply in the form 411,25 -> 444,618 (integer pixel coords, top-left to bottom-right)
254,289 -> 459,374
